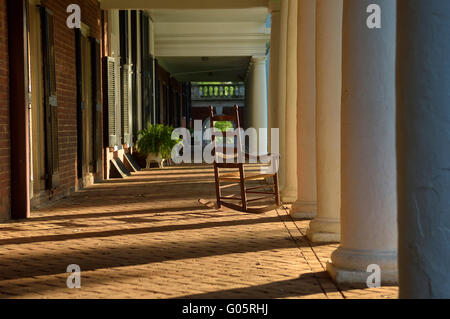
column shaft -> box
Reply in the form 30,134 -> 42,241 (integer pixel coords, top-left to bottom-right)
250,57 -> 268,155
268,8 -> 280,153
244,75 -> 251,129
276,0 -> 288,190
397,0 -> 450,298
290,0 -> 317,217
307,0 -> 342,243
327,0 -> 398,285
281,0 -> 298,202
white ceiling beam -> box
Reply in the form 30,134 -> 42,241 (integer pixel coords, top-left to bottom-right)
155,42 -> 268,58
154,22 -> 267,35
153,17 -> 269,57
100,0 -> 269,10
155,32 -> 269,57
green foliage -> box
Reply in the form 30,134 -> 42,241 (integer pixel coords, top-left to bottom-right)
136,124 -> 182,160
214,121 -> 234,144
214,121 -> 234,132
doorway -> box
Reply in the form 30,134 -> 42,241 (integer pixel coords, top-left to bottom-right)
28,3 -> 60,205
76,25 -> 95,187
29,2 -> 46,198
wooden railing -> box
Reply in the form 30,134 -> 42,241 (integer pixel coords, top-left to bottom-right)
191,83 -> 245,100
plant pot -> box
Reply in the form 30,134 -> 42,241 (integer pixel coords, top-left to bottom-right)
145,152 -> 165,169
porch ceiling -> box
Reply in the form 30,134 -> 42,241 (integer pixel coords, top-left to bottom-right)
100,0 -> 269,10
157,56 -> 251,82
148,8 -> 268,23
150,8 -> 270,58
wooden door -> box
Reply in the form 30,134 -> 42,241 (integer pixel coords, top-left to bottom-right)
75,26 -> 94,183
29,3 -> 46,194
40,7 -> 59,190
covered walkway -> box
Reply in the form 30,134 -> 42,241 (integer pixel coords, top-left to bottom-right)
0,166 -> 397,299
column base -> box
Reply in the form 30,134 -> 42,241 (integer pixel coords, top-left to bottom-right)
281,187 -> 297,204
290,200 -> 317,219
327,247 -> 398,285
307,218 -> 340,243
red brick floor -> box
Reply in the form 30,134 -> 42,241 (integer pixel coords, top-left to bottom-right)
0,165 -> 399,299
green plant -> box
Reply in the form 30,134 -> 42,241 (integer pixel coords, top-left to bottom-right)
214,121 -> 234,132
214,121 -> 234,144
136,124 -> 182,160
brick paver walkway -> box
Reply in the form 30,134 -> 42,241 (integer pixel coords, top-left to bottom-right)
0,165 -> 398,299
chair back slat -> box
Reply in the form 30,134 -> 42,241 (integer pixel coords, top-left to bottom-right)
209,105 -> 243,161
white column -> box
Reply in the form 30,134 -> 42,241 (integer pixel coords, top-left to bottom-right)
397,0 -> 450,298
290,0 -> 317,217
327,0 -> 398,285
250,57 -> 268,155
281,0 -> 298,203
244,73 -> 251,129
268,3 -> 280,153
307,0 -> 342,243
277,0 -> 288,190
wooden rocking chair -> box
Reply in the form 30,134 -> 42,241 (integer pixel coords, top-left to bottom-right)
209,105 -> 281,213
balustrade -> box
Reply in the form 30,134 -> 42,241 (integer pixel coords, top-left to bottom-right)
191,83 -> 245,100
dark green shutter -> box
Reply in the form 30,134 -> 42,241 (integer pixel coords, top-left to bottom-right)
91,38 -> 102,173
103,56 -> 119,147
75,29 -> 83,179
120,10 -> 133,145
130,11 -> 139,141
155,60 -> 160,124
140,12 -> 153,127
121,64 -> 132,145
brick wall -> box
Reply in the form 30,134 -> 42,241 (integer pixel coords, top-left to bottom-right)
0,0 -> 10,221
0,0 -> 103,219
33,0 -> 101,204
0,0 -> 104,213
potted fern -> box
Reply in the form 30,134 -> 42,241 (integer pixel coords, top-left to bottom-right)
136,124 -> 181,168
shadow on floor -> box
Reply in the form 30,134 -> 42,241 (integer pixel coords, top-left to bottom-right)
175,272 -> 337,299
20,205 -> 223,223
0,165 -> 335,298
0,215 -> 291,246
0,230 -> 320,281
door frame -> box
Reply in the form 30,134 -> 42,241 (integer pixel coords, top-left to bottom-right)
7,0 -> 31,219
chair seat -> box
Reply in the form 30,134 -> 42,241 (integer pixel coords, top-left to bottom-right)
218,172 -> 276,182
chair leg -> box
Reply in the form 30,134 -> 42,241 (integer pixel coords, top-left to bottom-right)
239,165 -> 247,211
213,164 -> 221,209
274,173 -> 281,206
